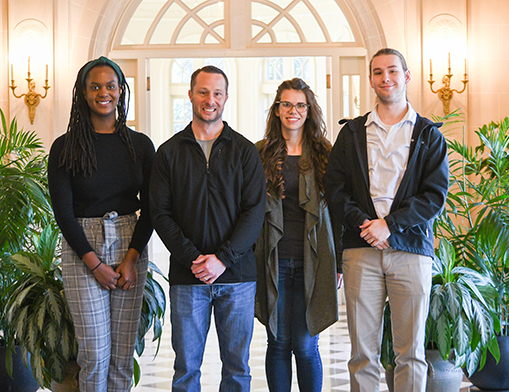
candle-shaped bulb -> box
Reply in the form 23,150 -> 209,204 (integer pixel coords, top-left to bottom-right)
448,53 -> 451,71
11,64 -> 13,82
430,59 -> 433,75
28,56 -> 30,73
45,64 -> 48,81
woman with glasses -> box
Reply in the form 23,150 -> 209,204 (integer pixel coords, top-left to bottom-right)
255,78 -> 342,391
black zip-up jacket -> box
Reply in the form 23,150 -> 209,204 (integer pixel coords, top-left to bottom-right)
324,112 -> 449,265
150,122 -> 267,285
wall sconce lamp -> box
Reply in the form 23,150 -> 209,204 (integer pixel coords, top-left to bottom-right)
10,57 -> 50,124
428,53 -> 468,115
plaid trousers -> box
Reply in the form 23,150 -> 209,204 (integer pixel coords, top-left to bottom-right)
62,212 -> 148,392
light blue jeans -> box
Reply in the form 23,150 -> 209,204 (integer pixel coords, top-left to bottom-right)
170,282 -> 256,392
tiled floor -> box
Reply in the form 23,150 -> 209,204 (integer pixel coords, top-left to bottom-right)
130,304 -> 474,391
35,302 -> 474,391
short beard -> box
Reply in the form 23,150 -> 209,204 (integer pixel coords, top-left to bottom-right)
193,107 -> 223,123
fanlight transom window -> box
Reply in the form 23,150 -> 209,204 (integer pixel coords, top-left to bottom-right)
117,0 -> 356,47
121,0 -> 225,46
252,0 -> 354,44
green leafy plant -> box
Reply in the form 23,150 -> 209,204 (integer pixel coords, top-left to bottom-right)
0,108 -> 51,374
0,108 -> 167,387
382,112 -> 509,377
6,225 -> 168,388
381,299 -> 395,372
5,224 -> 77,388
0,109 -> 51,254
380,115 -> 509,392
381,239 -> 499,376
133,260 -> 167,386
427,238 -> 500,375
436,117 -> 509,339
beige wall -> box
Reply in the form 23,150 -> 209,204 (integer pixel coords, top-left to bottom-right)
468,0 -> 509,139
1,0 -> 509,147
374,0 -> 509,141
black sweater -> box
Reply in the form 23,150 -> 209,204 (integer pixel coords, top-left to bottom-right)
48,128 -> 155,257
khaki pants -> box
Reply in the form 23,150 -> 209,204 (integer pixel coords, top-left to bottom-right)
343,247 -> 432,392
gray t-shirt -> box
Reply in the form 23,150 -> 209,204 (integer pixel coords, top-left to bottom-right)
196,137 -> 217,163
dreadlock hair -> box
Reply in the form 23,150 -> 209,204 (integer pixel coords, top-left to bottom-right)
59,56 -> 135,177
258,78 -> 331,199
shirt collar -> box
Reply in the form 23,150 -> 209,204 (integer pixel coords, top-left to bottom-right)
365,102 -> 417,129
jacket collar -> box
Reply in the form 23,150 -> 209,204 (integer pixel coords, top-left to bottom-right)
340,111 -> 442,164
180,121 -> 233,143
341,111 -> 442,137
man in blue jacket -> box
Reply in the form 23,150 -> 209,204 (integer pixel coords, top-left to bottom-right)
150,65 -> 266,391
324,48 -> 449,392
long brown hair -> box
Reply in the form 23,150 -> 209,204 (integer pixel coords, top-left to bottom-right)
258,78 -> 331,198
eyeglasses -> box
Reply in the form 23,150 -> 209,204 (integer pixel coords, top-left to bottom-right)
276,101 -> 310,113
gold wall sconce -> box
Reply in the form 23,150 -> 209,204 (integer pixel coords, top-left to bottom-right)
428,53 -> 468,115
10,57 -> 50,124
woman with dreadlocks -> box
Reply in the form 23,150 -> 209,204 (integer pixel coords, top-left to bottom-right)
255,78 -> 342,391
48,56 -> 155,392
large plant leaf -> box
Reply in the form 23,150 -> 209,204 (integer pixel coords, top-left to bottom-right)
46,351 -> 66,383
10,252 -> 46,278
452,313 -> 469,355
30,345 -> 46,388
435,312 -> 452,360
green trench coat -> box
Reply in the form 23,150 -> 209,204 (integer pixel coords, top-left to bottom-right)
255,167 -> 340,338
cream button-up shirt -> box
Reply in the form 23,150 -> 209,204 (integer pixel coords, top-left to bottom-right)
365,103 -> 417,219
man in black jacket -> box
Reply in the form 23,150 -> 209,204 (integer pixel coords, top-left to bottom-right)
150,65 -> 266,391
324,48 -> 449,392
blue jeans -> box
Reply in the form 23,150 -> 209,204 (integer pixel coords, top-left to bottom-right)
266,259 -> 322,392
170,282 -> 256,392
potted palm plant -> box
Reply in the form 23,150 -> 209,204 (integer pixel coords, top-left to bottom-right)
436,117 -> 509,390
0,108 -> 49,391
